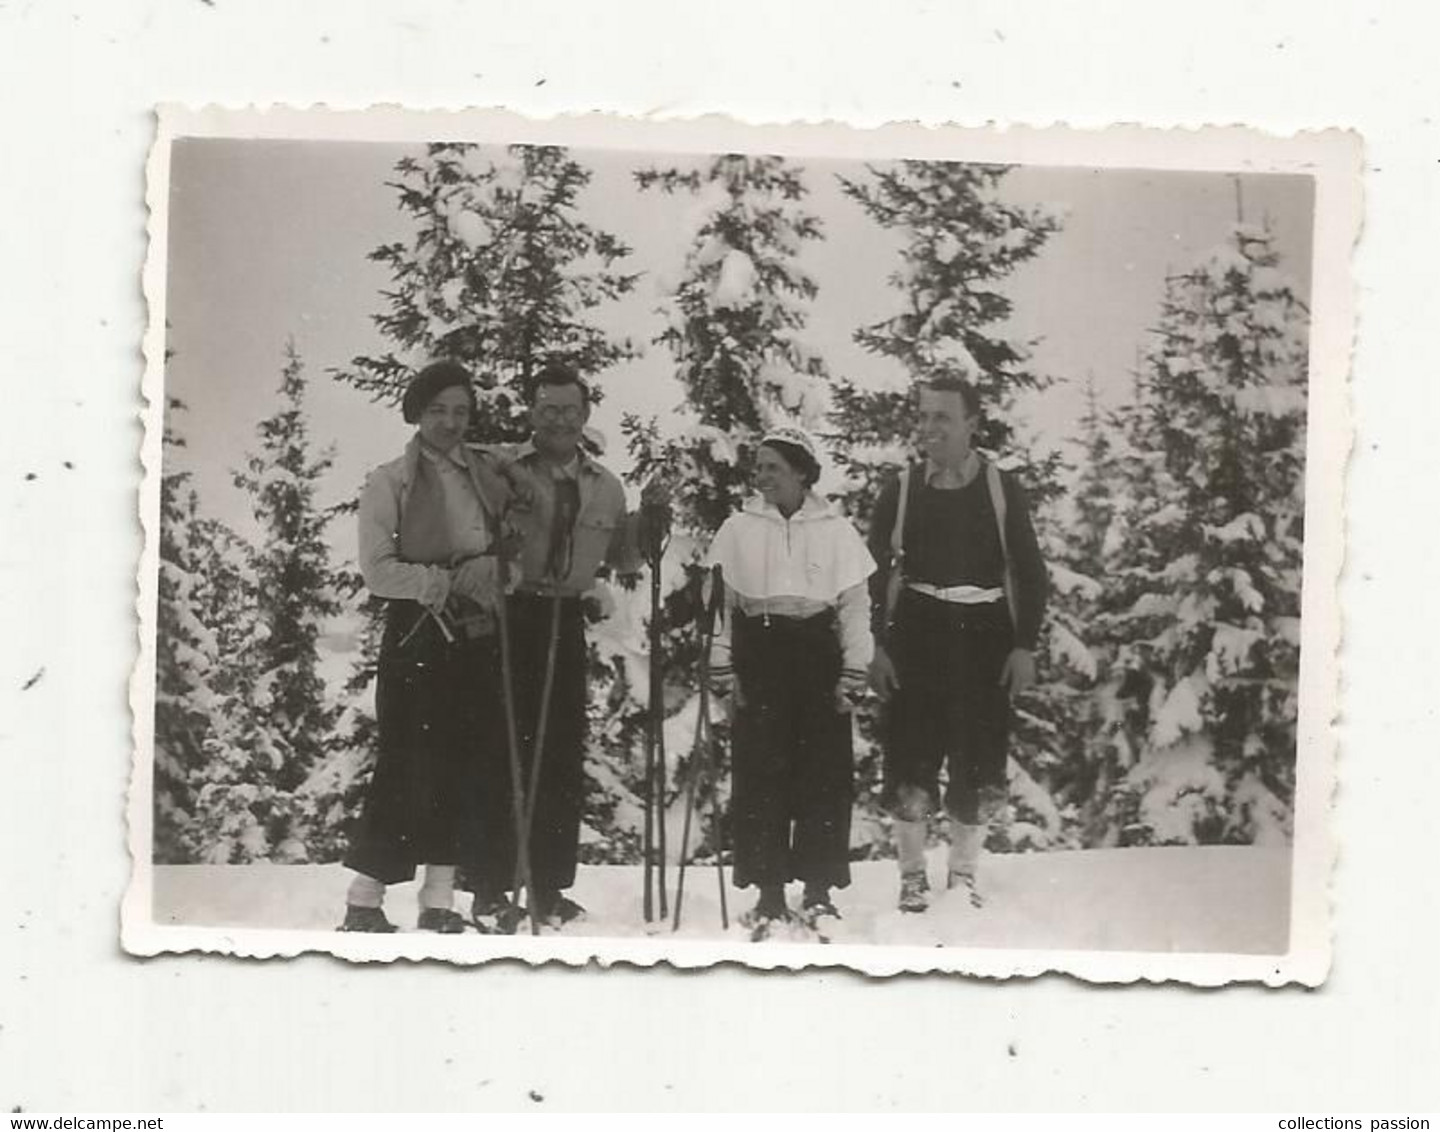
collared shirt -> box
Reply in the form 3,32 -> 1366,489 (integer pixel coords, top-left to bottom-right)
492,440 -> 639,596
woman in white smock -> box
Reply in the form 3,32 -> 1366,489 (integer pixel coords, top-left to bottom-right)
706,427 -> 875,935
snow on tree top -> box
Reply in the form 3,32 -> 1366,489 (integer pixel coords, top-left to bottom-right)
693,232 -> 729,269
448,209 -> 493,252
711,249 -> 758,310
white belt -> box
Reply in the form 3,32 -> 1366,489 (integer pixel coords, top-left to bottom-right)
907,582 -> 1005,605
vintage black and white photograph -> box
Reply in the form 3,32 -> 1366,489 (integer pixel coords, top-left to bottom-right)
126,109 -> 1352,981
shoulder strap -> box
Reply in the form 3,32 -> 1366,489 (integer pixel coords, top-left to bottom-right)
881,466 -> 913,633
891,465 -> 912,564
984,459 -> 1019,630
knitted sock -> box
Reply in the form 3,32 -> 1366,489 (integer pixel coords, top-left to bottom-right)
948,823 -> 985,879
346,873 -> 385,909
418,865 -> 456,911
895,820 -> 928,876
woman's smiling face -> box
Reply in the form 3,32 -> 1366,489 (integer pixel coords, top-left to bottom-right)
755,444 -> 807,510
418,384 -> 472,452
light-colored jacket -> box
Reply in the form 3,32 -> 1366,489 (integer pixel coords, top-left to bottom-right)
706,492 -> 876,685
358,435 -> 510,605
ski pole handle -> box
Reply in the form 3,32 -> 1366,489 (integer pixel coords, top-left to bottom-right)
699,564 -> 724,639
639,484 -> 672,564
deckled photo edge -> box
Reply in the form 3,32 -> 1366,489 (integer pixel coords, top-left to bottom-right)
128,107 -> 1359,985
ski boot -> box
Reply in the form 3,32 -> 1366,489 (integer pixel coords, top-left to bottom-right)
338,905 -> 398,933
898,870 -> 930,914
533,889 -> 587,930
740,887 -> 792,942
417,907 -> 468,934
800,886 -> 841,943
471,888 -> 526,935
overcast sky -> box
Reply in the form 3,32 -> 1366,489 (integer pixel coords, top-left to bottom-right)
163,138 -> 1314,555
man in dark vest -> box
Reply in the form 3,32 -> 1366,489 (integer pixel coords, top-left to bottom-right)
867,376 -> 1048,913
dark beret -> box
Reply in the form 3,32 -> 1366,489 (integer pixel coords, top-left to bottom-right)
402,361 -> 477,424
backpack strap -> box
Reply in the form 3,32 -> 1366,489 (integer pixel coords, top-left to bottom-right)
882,465 -> 913,633
984,458 -> 1019,630
891,465 -> 911,562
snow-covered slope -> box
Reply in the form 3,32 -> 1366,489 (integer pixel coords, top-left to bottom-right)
151,844 -> 1290,955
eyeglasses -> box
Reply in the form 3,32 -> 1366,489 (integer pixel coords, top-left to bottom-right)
535,404 -> 586,423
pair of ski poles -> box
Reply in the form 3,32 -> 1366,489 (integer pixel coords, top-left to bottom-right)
491,491 -> 728,935
644,551 -> 730,933
492,500 -> 568,938
670,563 -> 730,932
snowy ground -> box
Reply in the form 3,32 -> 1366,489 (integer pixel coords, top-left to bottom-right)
151,844 -> 1291,955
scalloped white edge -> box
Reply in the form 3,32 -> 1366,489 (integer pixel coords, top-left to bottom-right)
127,105 -> 1360,987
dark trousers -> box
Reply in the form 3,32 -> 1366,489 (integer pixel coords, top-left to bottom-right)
470,593 -> 588,895
345,602 -> 501,885
731,611 -> 854,891
881,591 -> 1013,824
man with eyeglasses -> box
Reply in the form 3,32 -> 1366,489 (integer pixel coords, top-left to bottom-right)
468,361 -> 666,930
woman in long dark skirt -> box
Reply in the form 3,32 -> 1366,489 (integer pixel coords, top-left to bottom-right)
339,361 -> 511,934
705,427 -> 875,938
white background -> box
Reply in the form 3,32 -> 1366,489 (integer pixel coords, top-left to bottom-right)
1,0 -> 1436,1113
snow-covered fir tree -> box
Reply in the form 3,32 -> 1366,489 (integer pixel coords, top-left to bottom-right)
154,394 -> 282,863
335,142 -> 639,441
179,344 -> 347,863
628,155 -> 829,530
152,398 -> 215,862
293,543 -> 378,862
828,161 -> 1062,524
623,154 -> 831,644
1096,225 -> 1308,846
332,143 -> 647,860
1020,377 -> 1123,849
235,344 -> 345,790
824,161 -> 1066,853
617,153 -> 834,864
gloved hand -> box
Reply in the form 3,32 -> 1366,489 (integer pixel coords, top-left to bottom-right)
868,646 -> 900,701
418,567 -> 452,615
450,557 -> 499,610
999,647 -> 1037,693
640,476 -> 673,513
636,477 -> 673,560
835,669 -> 868,713
710,672 -> 745,713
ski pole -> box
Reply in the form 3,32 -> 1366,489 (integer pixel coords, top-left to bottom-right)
641,492 -> 671,924
518,587 -> 564,933
654,619 -> 669,923
672,564 -> 725,932
670,676 -> 711,931
708,567 -> 729,932
642,556 -> 658,923
511,480 -> 577,935
495,542 -> 540,937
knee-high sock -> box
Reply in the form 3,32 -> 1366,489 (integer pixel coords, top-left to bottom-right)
418,864 -> 456,910
895,820 -> 928,876
346,872 -> 385,909
948,823 -> 985,878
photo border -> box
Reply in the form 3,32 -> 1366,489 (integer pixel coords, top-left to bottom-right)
126,105 -> 1359,986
